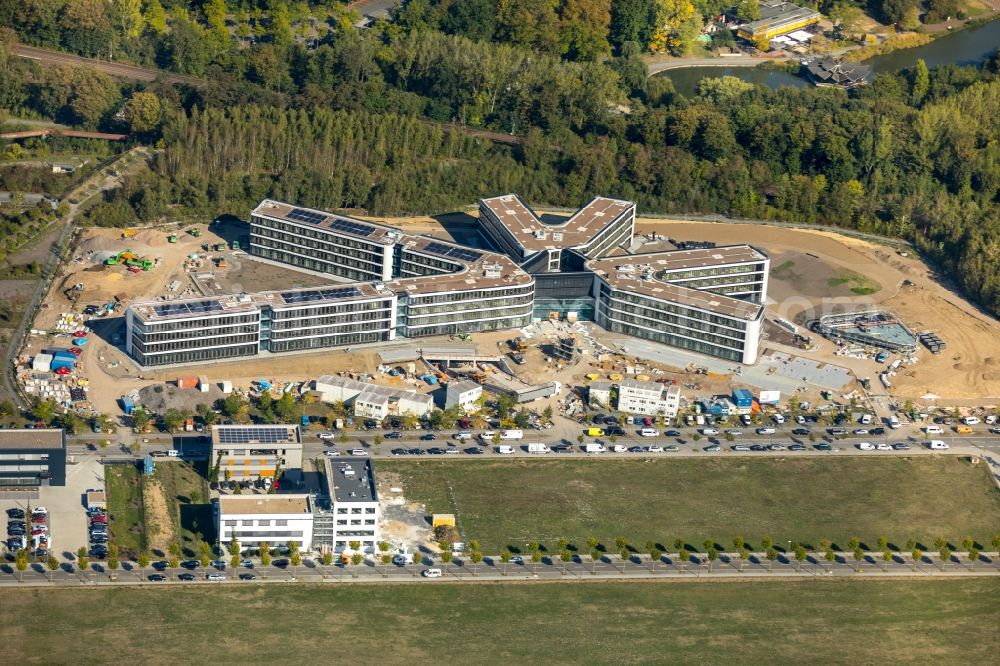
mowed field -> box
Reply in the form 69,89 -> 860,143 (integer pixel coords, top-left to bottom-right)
3,580 -> 998,663
382,457 -> 1000,552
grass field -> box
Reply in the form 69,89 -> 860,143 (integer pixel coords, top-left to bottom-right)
382,457 -> 1000,553
2,580 -> 997,663
828,270 -> 881,295
105,464 -> 145,556
106,462 -> 212,558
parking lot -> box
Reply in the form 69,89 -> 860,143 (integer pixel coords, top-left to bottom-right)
1,457 -> 103,558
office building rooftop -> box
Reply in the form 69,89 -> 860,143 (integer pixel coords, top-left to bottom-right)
324,457 -> 378,504
218,494 -> 311,515
480,194 -> 635,253
0,429 -> 66,450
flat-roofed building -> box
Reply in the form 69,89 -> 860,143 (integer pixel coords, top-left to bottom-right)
617,380 -> 681,418
217,494 -> 314,550
312,457 -> 380,553
0,429 -> 66,495
588,246 -> 768,364
354,386 -> 433,420
588,380 -> 613,408
445,379 -> 483,413
210,425 -> 303,480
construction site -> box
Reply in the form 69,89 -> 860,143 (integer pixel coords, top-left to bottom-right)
16,203 -> 1000,427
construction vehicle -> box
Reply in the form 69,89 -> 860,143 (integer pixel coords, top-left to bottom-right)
167,234 -> 178,243
189,228 -> 202,237
213,243 -> 226,252
121,229 -> 137,239
510,337 -> 528,353
231,240 -> 240,250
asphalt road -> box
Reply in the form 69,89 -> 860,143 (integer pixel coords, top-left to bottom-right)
2,549 -> 997,588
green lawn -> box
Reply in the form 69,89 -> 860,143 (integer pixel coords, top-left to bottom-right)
2,580 -> 997,663
104,464 -> 146,556
105,461 -> 212,559
382,457 -> 1000,553
151,461 -> 213,557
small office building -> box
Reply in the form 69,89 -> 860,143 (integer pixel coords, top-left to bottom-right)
217,494 -> 314,550
312,375 -> 432,420
210,424 -> 303,480
445,380 -> 483,413
0,429 -> 66,495
617,380 -> 681,418
588,381 -> 613,408
312,457 -> 381,554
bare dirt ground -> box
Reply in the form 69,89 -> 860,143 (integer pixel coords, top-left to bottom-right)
141,478 -> 175,554
28,210 -> 1000,416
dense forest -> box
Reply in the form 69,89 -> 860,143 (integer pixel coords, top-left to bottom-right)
1,4 -> 1000,315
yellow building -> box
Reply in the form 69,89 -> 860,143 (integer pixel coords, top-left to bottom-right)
737,1 -> 821,42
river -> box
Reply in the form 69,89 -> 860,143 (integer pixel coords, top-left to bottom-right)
662,19 -> 1000,96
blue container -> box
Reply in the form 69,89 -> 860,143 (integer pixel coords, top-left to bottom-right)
121,396 -> 135,415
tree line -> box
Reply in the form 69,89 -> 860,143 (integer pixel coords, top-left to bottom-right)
3,10 -> 1000,316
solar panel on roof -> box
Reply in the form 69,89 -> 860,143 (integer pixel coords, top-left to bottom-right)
327,218 -> 376,237
281,287 -> 363,305
286,208 -> 327,224
423,241 -> 483,263
217,426 -> 295,444
152,300 -> 224,318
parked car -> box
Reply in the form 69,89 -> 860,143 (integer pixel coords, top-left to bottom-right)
788,444 -> 807,451
422,568 -> 443,578
349,448 -> 368,456
239,573 -> 257,580
317,432 -> 336,440
791,428 -> 810,436
148,574 -> 167,581
814,443 -> 833,451
857,442 -> 876,450
875,443 -> 892,450
703,444 -> 721,452
892,442 -> 910,450
731,444 -> 750,452
178,573 -> 196,581
420,433 -> 436,441
647,445 -> 664,453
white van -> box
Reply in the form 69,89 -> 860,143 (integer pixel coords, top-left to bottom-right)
962,416 -> 980,425
422,568 -> 442,578
701,428 -> 719,436
640,428 -> 658,437
924,425 -> 944,435
454,432 -> 473,441
527,442 -> 550,454
857,442 -> 875,451
772,414 -> 785,424
166,449 -> 181,458
496,445 -> 515,454
755,427 -> 775,435
612,444 -> 628,453
499,429 -> 523,440
478,431 -> 496,441
585,443 -> 606,453
888,415 -> 901,429
860,414 -> 873,425
928,440 -> 949,450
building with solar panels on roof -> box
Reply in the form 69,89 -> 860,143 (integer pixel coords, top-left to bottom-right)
210,424 -> 303,481
125,195 -> 769,368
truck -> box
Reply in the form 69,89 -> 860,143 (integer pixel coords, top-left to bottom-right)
584,443 -> 606,453
499,429 -> 523,440
511,337 -> 528,353
527,442 -> 550,454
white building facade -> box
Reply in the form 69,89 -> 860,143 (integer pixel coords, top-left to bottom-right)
617,379 -> 681,418
217,494 -> 314,550
445,380 -> 482,413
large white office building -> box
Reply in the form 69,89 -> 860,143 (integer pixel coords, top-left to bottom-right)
126,196 -> 769,368
217,494 -> 315,551
312,457 -> 380,554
